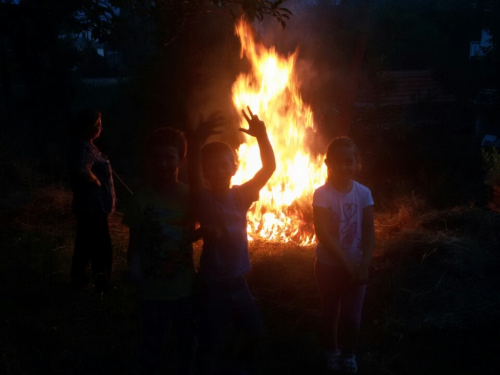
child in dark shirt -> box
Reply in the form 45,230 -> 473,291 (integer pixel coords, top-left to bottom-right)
123,127 -> 197,375
188,108 -> 276,375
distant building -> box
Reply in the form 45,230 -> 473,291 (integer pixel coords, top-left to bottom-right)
356,70 -> 454,108
59,31 -> 124,74
473,89 -> 500,144
470,30 -> 493,59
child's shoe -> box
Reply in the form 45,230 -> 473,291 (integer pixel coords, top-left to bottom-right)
326,350 -> 342,372
342,355 -> 358,374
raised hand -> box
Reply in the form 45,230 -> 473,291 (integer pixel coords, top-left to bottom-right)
191,111 -> 225,142
240,106 -> 267,139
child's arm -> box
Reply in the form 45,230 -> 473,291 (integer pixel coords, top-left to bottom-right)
188,226 -> 223,242
356,205 -> 375,285
313,206 -> 358,276
72,146 -> 101,186
189,227 -> 203,242
81,166 -> 101,187
239,107 -> 276,192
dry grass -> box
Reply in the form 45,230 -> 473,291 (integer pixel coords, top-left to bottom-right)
0,185 -> 140,375
246,195 -> 500,374
374,193 -> 428,240
370,201 -> 500,330
1,182 -> 500,374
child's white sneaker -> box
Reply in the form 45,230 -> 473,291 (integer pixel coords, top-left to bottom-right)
326,350 -> 342,372
343,355 -> 358,374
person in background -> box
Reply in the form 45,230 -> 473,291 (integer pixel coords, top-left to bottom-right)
122,127 -> 198,375
313,137 -> 375,374
188,108 -> 276,375
69,108 -> 115,294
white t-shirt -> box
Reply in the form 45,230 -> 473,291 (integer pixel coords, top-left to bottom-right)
313,180 -> 374,266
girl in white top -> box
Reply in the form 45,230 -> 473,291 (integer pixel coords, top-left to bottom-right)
313,137 -> 375,374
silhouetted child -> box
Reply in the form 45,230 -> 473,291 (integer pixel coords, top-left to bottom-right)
68,108 -> 115,294
188,108 -> 276,375
313,137 -> 375,374
122,128 -> 197,375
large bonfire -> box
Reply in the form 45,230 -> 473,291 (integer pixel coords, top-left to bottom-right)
231,19 -> 326,245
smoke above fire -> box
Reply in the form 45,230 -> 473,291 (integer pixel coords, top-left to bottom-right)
186,2 -> 343,147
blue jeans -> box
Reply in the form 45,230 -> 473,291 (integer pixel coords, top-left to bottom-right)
195,276 -> 263,374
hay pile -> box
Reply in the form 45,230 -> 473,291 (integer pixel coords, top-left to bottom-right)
245,201 -> 500,373
2,182 -> 500,373
245,198 -> 500,336
368,205 -> 500,333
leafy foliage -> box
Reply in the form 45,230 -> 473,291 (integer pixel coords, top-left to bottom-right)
28,0 -> 292,42
1,1 -> 292,53
482,147 -> 500,186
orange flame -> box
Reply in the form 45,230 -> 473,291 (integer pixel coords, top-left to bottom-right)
232,19 -> 326,245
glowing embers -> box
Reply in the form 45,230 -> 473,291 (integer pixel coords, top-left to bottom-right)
232,19 -> 326,245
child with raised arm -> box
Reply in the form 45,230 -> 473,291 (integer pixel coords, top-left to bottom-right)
122,128 -> 198,375
313,137 -> 375,374
188,108 -> 276,375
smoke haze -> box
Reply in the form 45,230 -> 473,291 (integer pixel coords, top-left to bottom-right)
185,1 -> 354,152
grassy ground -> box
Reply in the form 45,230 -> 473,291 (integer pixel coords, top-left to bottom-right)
1,183 -> 500,375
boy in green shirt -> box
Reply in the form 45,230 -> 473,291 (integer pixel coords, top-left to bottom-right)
123,127 -> 196,375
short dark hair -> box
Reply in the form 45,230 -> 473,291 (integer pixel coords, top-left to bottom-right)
146,127 -> 187,159
74,108 -> 101,137
201,141 -> 238,169
325,136 -> 361,170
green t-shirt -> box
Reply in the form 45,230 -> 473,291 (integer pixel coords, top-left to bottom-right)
122,184 -> 195,301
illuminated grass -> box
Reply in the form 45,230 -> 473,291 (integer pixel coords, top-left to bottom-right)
1,182 -> 499,374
